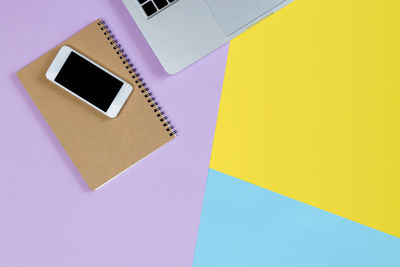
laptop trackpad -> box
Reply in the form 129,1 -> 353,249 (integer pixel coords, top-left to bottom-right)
206,0 -> 286,35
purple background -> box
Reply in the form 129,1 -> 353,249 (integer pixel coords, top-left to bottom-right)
0,1 -> 228,266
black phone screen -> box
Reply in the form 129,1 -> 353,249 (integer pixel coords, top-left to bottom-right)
54,51 -> 123,112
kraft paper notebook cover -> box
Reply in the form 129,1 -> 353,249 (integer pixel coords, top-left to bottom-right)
17,19 -> 176,190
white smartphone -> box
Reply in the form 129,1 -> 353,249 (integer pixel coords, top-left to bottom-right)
46,46 -> 133,118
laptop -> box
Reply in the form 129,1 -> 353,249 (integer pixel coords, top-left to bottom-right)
122,0 -> 294,74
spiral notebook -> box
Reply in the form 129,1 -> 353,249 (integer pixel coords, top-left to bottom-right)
17,19 -> 176,190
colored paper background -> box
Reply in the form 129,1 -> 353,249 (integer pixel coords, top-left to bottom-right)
0,1 -> 228,266
193,170 -> 400,267
1,0 -> 399,266
210,0 -> 400,237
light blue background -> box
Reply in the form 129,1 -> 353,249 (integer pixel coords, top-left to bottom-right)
193,169 -> 400,267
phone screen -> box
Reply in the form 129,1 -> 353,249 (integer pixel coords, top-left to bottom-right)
54,51 -> 123,112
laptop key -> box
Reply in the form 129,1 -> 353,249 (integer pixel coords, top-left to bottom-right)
142,1 -> 157,16
138,0 -> 147,4
153,0 -> 168,9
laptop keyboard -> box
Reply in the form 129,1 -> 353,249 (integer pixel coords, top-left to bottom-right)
138,0 -> 178,17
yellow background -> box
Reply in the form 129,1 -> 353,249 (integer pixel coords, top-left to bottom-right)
210,0 -> 400,237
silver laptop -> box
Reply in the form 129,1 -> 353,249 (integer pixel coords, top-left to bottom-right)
122,0 -> 294,74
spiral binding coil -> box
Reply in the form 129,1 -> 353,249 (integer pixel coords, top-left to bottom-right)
97,20 -> 176,137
